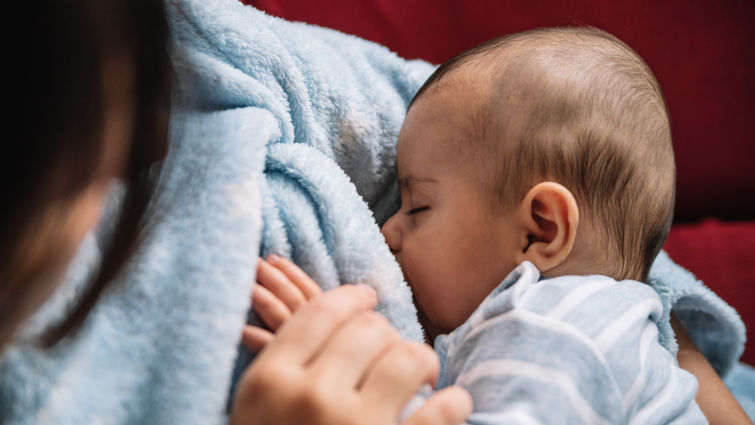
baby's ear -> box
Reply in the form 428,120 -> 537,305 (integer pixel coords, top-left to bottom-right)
515,182 -> 579,274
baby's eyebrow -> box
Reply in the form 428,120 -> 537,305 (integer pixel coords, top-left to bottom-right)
398,176 -> 438,189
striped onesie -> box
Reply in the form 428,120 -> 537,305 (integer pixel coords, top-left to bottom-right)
428,261 -> 707,424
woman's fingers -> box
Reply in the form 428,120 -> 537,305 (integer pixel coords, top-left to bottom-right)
257,284 -> 377,366
256,258 -> 309,311
266,254 -> 323,299
241,325 -> 274,352
232,282 -> 464,425
360,341 -> 441,418
308,311 -> 400,388
251,284 -> 291,331
404,386 -> 473,425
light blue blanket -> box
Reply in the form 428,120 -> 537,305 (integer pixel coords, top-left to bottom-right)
0,0 -> 751,423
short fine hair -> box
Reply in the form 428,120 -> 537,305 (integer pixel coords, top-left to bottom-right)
412,27 -> 675,281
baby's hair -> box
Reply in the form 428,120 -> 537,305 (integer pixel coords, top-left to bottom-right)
412,27 -> 674,281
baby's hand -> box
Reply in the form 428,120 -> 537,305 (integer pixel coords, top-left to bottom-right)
242,254 -> 323,352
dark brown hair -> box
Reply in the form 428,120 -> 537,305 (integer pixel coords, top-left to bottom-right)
411,27 -> 675,281
1,0 -> 171,349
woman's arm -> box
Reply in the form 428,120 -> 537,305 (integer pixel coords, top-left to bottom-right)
671,314 -> 753,425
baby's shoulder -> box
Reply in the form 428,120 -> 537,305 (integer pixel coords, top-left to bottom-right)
465,264 -> 663,346
522,273 -> 658,309
509,273 -> 663,340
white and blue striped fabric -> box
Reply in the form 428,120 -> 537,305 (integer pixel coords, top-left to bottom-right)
432,261 -> 707,424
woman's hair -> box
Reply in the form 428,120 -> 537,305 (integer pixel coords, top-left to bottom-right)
1,0 -> 171,349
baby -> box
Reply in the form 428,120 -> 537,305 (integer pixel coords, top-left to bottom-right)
250,27 -> 706,424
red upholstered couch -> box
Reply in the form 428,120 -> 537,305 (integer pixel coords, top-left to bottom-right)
245,0 -> 755,366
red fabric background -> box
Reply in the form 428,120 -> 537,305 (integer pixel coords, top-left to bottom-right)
245,0 -> 755,365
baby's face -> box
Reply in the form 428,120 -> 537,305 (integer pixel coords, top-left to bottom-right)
381,85 -> 520,339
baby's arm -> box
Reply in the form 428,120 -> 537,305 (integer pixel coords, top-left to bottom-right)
244,255 -> 323,351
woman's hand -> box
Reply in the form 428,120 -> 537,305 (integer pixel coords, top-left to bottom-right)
230,283 -> 472,425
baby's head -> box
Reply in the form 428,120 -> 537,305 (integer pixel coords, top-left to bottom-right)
381,27 -> 674,338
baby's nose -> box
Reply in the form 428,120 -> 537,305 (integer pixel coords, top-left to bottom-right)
380,214 -> 401,254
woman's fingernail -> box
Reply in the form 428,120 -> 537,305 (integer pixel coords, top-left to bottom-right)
267,253 -> 281,263
355,284 -> 376,300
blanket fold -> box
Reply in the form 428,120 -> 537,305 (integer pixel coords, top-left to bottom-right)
0,0 -> 749,424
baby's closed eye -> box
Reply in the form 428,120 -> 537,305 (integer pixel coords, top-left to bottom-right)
407,206 -> 429,216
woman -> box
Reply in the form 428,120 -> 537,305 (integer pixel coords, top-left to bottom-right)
1,1 -> 470,424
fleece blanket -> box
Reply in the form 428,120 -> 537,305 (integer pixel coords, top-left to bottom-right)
0,0 -> 750,423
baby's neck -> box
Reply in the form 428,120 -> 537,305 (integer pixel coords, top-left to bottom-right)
541,237 -> 629,281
